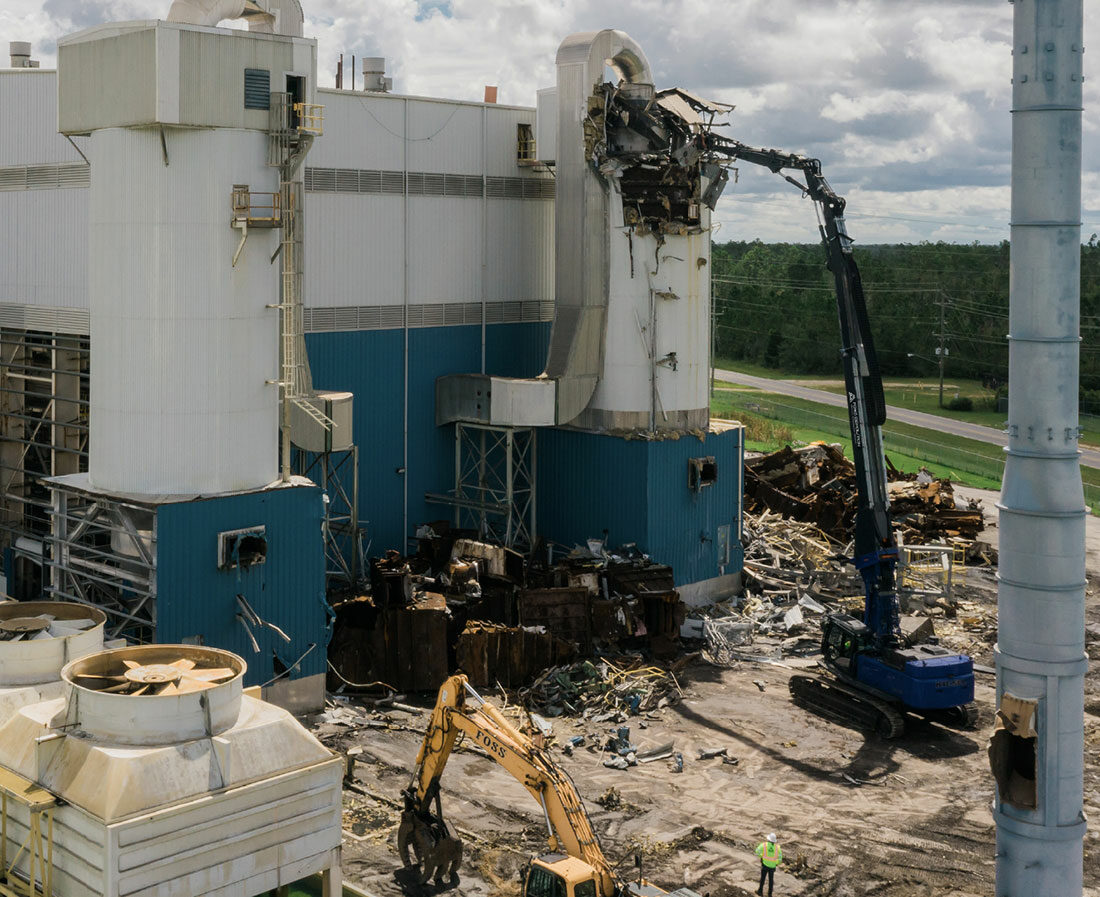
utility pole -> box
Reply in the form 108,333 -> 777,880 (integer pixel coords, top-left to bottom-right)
936,291 -> 947,407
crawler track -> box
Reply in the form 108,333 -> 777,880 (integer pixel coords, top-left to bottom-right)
789,673 -> 906,739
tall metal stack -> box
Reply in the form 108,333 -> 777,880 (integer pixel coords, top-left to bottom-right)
996,1 -> 1087,893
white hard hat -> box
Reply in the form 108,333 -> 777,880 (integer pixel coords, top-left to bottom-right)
766,833 -> 777,843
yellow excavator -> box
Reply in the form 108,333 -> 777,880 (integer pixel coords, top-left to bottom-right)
399,674 -> 702,897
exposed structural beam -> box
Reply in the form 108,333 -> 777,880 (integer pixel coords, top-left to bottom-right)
993,2 -> 1086,895
425,423 -> 536,550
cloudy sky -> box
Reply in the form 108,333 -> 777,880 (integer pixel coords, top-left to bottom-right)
4,0 -> 1097,244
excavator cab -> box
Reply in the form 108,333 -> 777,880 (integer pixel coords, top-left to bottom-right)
523,855 -> 599,897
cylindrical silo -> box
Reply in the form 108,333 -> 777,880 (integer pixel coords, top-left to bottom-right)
995,1 -> 1086,894
584,201 -> 711,431
87,126 -> 279,494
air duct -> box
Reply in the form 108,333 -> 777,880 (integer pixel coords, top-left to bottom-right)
166,0 -> 304,36
993,1 -> 1087,894
436,30 -> 652,428
362,57 -> 392,92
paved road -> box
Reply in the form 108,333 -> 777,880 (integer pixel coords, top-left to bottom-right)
714,368 -> 1100,470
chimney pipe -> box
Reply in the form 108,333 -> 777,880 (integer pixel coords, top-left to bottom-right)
8,41 -> 38,68
995,1 -> 1086,895
362,57 -> 391,92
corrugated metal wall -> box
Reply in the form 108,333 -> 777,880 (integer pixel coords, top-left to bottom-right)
537,427 -> 744,586
155,484 -> 329,687
305,322 -> 551,552
0,189 -> 88,308
0,72 -> 85,165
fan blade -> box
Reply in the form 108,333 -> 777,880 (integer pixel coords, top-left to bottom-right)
48,624 -> 85,638
159,682 -> 180,696
100,682 -> 134,693
31,630 -> 53,640
173,677 -> 216,694
122,660 -> 142,670
74,673 -> 129,682
130,684 -> 150,696
169,659 -> 197,672
10,633 -> 25,642
181,667 -> 235,683
32,614 -> 55,622
55,618 -> 95,631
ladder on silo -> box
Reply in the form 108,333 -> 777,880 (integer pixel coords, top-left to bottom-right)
267,93 -> 332,465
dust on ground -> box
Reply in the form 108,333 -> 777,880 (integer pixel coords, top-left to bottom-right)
321,490 -> 1100,897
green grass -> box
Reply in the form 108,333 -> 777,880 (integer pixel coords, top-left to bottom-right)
713,359 -> 1100,447
713,388 -> 1100,505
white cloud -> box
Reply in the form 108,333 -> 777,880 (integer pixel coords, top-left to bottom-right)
2,0 -> 1097,243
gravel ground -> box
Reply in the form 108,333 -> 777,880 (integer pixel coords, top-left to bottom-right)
327,489 -> 1100,897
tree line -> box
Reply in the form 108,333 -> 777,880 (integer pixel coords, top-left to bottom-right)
712,238 -> 1100,410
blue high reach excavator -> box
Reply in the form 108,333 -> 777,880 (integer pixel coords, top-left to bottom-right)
707,138 -> 977,737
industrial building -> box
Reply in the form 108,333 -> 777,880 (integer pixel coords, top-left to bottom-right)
0,9 -> 744,708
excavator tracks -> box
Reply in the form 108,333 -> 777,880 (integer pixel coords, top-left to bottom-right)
788,673 -> 906,739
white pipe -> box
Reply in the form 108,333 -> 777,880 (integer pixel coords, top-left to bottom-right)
996,1 -> 1086,894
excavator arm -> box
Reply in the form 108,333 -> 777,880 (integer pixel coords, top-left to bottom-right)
704,136 -> 899,644
406,675 -> 619,897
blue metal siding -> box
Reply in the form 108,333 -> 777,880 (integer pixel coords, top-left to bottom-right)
155,484 -> 328,687
304,325 -> 743,587
536,427 -> 743,586
304,322 -> 550,554
644,428 -> 744,585
535,428 -> 650,554
485,322 -> 552,378
306,329 -> 407,548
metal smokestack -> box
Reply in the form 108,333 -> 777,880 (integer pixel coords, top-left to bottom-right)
995,1 -> 1086,894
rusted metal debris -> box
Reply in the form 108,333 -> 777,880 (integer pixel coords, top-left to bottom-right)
744,444 -> 986,545
328,522 -> 687,693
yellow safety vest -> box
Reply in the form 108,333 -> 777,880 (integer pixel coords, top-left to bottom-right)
756,841 -> 782,868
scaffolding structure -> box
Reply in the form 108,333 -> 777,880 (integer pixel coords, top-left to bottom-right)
0,329 -> 88,599
45,480 -> 156,642
293,446 -> 364,586
427,423 -> 536,550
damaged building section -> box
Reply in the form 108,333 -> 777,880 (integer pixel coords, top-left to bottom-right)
585,83 -> 733,245
328,524 -> 687,693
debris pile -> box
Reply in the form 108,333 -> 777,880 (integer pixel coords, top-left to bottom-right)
744,444 -> 985,546
328,524 -> 687,693
519,658 -> 681,720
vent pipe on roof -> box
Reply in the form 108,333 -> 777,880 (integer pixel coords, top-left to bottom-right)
8,42 -> 39,68
434,29 -> 652,428
362,57 -> 391,92
994,0 -> 1086,894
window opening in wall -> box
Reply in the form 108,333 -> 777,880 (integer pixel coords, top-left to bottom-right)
688,456 -> 718,491
218,526 -> 268,570
517,123 -> 536,163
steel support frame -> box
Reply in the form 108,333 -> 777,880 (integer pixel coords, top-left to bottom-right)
45,485 -> 156,642
449,423 -> 536,550
293,445 -> 363,586
0,329 -> 88,556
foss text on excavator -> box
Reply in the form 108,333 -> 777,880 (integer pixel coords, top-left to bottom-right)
705,137 -> 977,737
399,674 -> 704,897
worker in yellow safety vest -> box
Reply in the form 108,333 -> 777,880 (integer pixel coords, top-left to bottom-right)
755,832 -> 782,896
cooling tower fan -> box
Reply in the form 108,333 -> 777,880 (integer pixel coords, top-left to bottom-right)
0,612 -> 98,642
68,647 -> 237,696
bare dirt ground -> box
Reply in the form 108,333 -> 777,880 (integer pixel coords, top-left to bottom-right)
325,490 -> 1100,897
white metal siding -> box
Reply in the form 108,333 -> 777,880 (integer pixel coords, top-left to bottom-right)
88,126 -> 279,494
0,71 -> 84,166
0,188 -> 88,309
306,193 -> 405,306
310,91 -> 406,170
